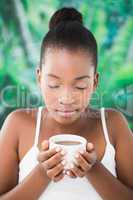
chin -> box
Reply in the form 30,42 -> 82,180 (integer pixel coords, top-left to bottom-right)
53,110 -> 81,125
56,118 -> 77,125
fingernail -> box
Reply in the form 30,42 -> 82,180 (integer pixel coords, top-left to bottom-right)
55,146 -> 61,152
61,160 -> 66,166
42,140 -> 48,146
61,150 -> 66,155
88,143 -> 93,149
66,171 -> 70,176
70,163 -> 74,169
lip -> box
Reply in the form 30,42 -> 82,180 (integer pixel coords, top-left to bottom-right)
57,110 -> 76,112
56,110 -> 78,117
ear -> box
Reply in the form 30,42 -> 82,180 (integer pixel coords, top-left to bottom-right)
93,72 -> 99,91
36,66 -> 42,87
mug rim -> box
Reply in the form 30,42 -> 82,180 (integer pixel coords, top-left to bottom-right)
49,134 -> 87,144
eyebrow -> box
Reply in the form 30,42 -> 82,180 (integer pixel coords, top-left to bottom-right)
46,73 -> 90,80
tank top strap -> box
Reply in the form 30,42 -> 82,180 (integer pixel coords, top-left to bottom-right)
34,106 -> 43,147
100,107 -> 110,145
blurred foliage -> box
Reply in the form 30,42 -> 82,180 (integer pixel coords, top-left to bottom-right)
0,0 -> 133,130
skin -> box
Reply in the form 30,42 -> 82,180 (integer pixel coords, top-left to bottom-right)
37,47 -> 99,126
36,47 -> 99,179
0,47 -> 133,200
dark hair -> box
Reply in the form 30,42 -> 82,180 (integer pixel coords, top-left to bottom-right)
40,7 -> 98,73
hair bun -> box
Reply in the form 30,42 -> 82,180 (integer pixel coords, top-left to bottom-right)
49,7 -> 83,30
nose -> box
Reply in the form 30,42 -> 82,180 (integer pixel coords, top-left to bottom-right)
58,89 -> 75,105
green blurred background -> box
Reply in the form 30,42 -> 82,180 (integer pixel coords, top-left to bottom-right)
0,0 -> 133,130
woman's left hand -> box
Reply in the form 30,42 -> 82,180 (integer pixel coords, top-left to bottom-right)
66,142 -> 97,178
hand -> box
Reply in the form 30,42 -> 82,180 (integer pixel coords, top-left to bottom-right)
37,140 -> 66,182
66,142 -> 97,178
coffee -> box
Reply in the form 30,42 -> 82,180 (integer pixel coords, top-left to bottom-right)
55,140 -> 81,145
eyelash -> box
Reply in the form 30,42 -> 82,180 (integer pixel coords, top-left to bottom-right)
48,85 -> 87,90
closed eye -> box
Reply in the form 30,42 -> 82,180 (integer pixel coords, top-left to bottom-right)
48,85 -> 87,90
76,87 -> 87,90
48,85 -> 59,88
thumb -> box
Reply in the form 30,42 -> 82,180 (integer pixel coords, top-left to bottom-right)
41,140 -> 49,150
87,142 -> 94,151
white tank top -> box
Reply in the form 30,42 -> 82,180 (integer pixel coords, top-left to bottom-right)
18,107 -> 117,200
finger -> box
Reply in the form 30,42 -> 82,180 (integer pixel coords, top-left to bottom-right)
41,140 -> 49,150
70,163 -> 85,178
66,170 -> 76,178
53,170 -> 65,182
43,151 -> 65,169
87,143 -> 95,152
75,153 -> 92,172
37,146 -> 62,162
79,147 -> 96,164
83,151 -> 97,165
47,161 -> 65,179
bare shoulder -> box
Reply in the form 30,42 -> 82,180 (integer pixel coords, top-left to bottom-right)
104,107 -> 128,122
0,107 -> 38,159
104,108 -> 133,188
2,107 -> 37,123
104,108 -> 132,141
88,107 -> 132,146
0,108 -> 38,194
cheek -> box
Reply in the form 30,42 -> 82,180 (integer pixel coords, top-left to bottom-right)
41,88 -> 57,108
79,90 -> 93,106
40,81 -> 94,108
81,81 -> 93,104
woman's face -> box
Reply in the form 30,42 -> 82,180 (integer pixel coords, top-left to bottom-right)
36,47 -> 99,125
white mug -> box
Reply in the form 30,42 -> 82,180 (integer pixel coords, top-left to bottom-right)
49,134 -> 87,169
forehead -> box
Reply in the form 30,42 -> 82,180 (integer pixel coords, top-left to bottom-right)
42,48 -> 94,80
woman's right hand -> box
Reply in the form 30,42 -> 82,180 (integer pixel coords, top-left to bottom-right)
37,140 -> 66,182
